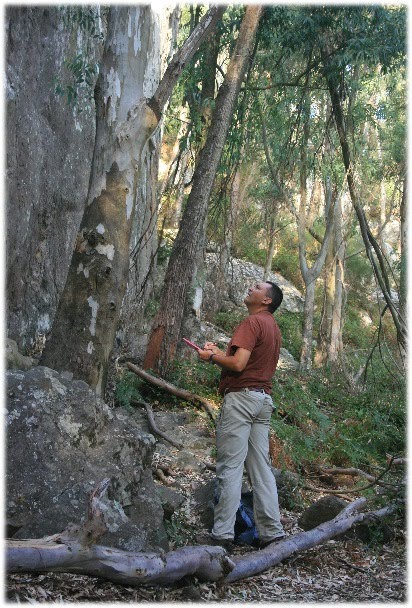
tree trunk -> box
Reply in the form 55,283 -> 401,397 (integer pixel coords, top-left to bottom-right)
263,209 -> 277,280
7,496 -> 398,586
320,40 -> 406,363
300,280 -> 316,370
126,362 -> 217,423
399,176 -> 406,325
329,225 -> 346,362
7,540 -> 233,586
211,164 -> 241,316
315,193 -> 346,366
225,499 -> 397,583
40,6 -> 224,393
144,5 -> 263,375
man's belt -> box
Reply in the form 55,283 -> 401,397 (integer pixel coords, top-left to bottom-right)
224,387 -> 266,395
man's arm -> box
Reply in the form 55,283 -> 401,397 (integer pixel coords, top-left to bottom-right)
198,346 -> 251,372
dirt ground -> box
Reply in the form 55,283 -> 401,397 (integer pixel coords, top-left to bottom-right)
6,404 -> 407,603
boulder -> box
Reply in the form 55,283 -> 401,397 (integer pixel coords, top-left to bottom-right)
272,468 -> 304,510
6,338 -> 35,370
6,366 -> 168,551
192,479 -> 217,529
203,252 -> 304,316
298,496 -> 348,531
157,486 -> 185,520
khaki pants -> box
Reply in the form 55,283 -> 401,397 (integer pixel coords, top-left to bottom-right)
212,389 -> 284,542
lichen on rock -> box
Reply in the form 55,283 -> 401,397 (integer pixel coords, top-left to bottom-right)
6,366 -> 168,551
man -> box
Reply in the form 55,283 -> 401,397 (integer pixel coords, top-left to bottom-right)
198,281 -> 285,551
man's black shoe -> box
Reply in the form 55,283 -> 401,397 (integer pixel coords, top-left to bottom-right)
253,534 -> 287,550
196,533 -> 234,553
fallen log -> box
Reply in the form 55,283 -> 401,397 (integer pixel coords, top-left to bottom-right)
126,362 -> 217,423
6,477 -> 233,585
131,398 -> 183,449
224,499 -> 398,583
7,480 -> 400,587
7,540 -> 234,586
319,466 -> 401,489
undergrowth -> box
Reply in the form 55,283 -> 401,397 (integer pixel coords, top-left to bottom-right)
114,352 -> 405,477
271,357 -> 405,471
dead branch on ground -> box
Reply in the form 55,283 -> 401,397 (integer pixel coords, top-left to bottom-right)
7,478 -> 233,585
318,466 -> 396,489
304,457 -> 400,495
126,362 -> 216,423
224,498 -> 398,583
131,398 -> 183,449
7,480 -> 400,586
153,467 -> 176,486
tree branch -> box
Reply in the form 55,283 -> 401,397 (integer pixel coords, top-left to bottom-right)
126,362 -> 217,423
149,5 -> 226,120
224,498 -> 398,582
131,399 -> 184,449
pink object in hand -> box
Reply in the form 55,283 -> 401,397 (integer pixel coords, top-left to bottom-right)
182,337 -> 201,351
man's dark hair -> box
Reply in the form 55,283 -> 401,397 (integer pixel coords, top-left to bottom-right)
265,281 -> 283,313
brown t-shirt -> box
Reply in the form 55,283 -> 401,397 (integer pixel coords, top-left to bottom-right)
218,310 -> 281,395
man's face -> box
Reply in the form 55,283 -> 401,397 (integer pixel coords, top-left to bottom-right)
244,282 -> 271,307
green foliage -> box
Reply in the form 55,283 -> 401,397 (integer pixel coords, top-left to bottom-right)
164,512 -> 197,548
276,311 -> 303,360
53,54 -> 98,106
114,370 -> 144,409
271,364 -> 405,471
272,238 -> 303,291
342,306 -> 376,349
144,298 -> 160,319
61,6 -> 106,38
213,309 -> 246,334
167,358 -> 221,400
53,7 -> 104,110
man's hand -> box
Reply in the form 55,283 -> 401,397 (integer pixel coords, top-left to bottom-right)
197,348 -> 215,362
203,342 -> 225,356
198,343 -> 251,372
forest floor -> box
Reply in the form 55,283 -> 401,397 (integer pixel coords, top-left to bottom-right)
6,402 -> 407,603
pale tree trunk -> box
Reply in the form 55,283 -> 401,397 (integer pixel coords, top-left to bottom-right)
40,6 -> 224,393
299,174 -> 336,371
399,177 -> 406,324
212,164 -> 240,316
320,40 -> 407,365
315,192 -> 346,366
7,491 -> 397,586
158,106 -> 190,205
301,280 -> 316,368
257,101 -> 284,281
144,5 -> 263,375
120,129 -> 162,343
263,209 -> 277,280
187,26 -> 223,319
297,89 -> 338,371
298,94 -> 336,371
329,209 -> 346,361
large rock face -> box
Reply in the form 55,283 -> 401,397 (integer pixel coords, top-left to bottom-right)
203,253 -> 304,316
6,6 -> 178,355
6,366 -> 168,551
6,7 -> 102,353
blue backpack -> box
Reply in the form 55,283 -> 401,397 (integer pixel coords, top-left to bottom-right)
234,491 -> 258,545
214,485 -> 258,545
